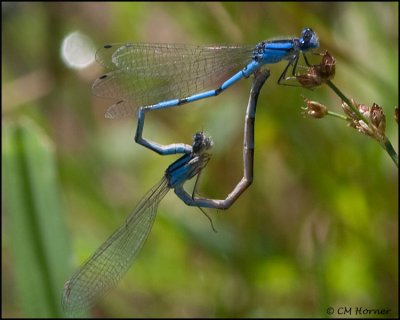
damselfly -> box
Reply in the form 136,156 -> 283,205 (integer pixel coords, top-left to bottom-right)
62,70 -> 270,315
93,28 -> 318,119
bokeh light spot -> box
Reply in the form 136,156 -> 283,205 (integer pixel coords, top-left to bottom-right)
61,31 -> 95,69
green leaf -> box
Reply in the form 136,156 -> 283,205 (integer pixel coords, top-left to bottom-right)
3,118 -> 71,318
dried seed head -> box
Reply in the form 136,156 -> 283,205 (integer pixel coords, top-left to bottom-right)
370,103 -> 386,137
302,98 -> 328,118
297,51 -> 336,89
319,51 -> 336,79
342,99 -> 387,142
358,103 -> 370,117
341,99 -> 358,118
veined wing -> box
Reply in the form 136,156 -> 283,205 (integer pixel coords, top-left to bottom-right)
62,177 -> 170,315
92,43 -> 254,118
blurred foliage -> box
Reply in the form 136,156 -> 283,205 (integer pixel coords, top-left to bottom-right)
3,119 -> 69,317
2,2 -> 398,318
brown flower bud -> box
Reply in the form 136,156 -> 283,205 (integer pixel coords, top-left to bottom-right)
296,51 -> 336,89
319,51 -> 336,79
302,98 -> 328,118
342,99 -> 387,142
341,99 -> 358,118
370,103 -> 386,137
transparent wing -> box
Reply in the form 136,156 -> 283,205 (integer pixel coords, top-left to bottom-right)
62,177 -> 170,314
92,43 -> 254,118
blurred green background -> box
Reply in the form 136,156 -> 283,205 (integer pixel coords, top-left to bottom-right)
2,2 -> 398,318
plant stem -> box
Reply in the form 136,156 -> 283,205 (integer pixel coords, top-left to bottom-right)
327,80 -> 369,123
327,110 -> 349,121
382,138 -> 398,167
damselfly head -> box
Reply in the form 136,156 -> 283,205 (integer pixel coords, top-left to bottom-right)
192,131 -> 213,154
299,28 -> 319,51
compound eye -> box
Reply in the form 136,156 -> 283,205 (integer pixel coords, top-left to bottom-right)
302,28 -> 313,43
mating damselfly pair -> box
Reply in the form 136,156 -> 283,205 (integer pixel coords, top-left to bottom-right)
62,28 -> 319,315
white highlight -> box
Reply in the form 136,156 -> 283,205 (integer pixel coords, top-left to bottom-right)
61,31 -> 95,69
